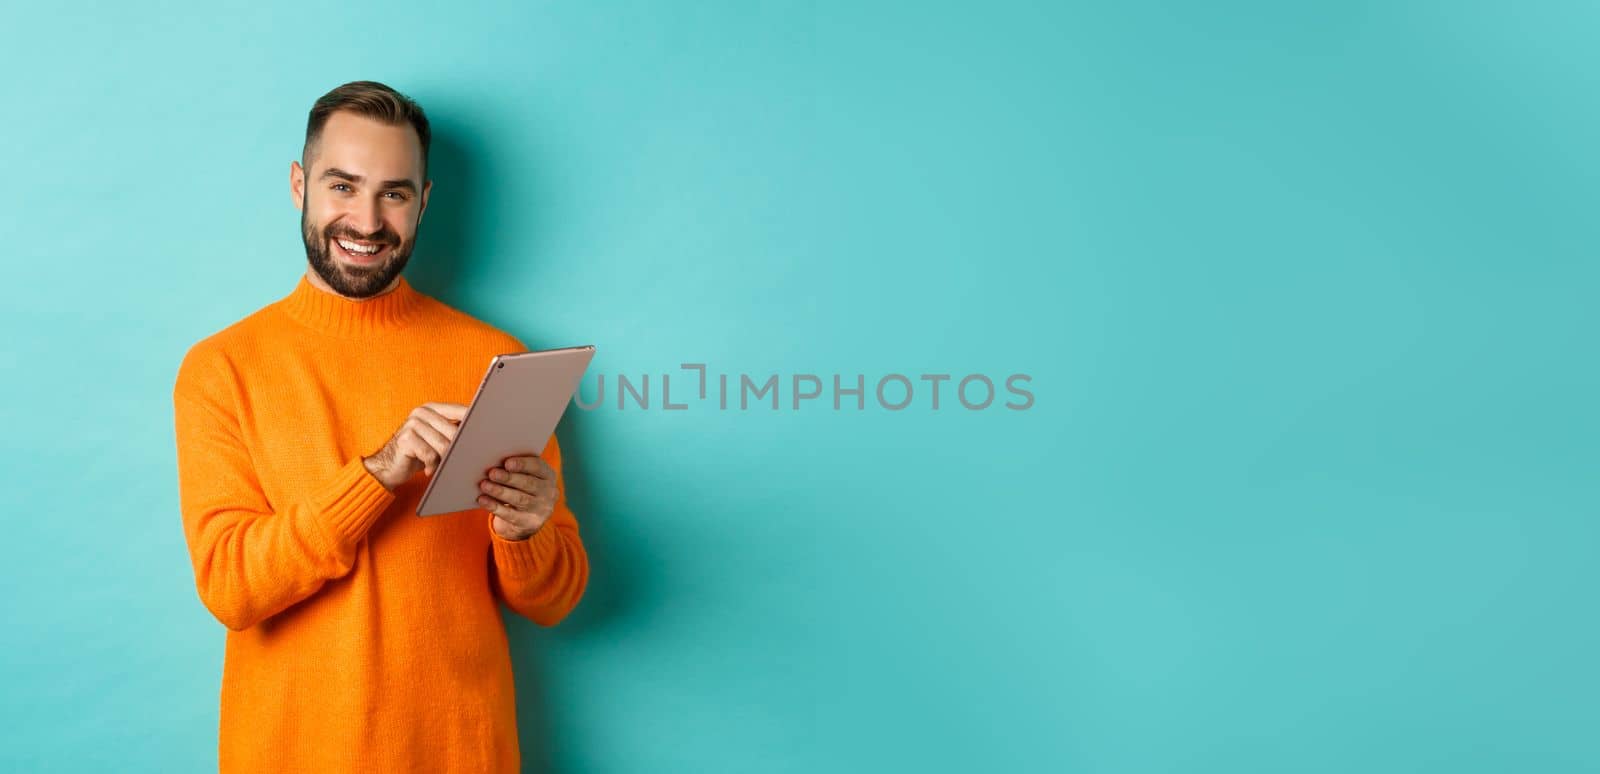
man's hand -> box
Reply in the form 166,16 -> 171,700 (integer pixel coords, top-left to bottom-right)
479,454 -> 559,541
362,402 -> 468,491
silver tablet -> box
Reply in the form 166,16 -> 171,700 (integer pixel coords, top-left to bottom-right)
416,345 -> 596,517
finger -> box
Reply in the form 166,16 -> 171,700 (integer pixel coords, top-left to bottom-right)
478,494 -> 526,517
413,407 -> 463,440
423,401 -> 469,422
484,478 -> 554,510
484,467 -> 547,493
503,455 -> 553,480
410,420 -> 454,460
479,480 -> 537,511
405,435 -> 442,476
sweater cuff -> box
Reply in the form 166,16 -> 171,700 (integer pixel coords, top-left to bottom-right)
310,457 -> 398,549
488,513 -> 561,579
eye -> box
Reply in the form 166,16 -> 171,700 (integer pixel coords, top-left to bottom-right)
384,191 -> 408,201
331,183 -> 352,192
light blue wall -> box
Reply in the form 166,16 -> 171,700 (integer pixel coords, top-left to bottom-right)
3,1 -> 1596,771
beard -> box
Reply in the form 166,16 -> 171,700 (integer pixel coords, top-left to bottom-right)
301,204 -> 417,298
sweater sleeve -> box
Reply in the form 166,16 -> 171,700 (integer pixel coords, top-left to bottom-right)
173,346 -> 397,631
487,433 -> 590,627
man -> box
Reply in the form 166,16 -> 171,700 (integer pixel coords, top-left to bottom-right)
171,80 -> 589,773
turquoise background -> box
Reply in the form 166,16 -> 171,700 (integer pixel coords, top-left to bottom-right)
2,1 -> 1596,771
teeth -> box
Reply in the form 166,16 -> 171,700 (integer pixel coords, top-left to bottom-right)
337,238 -> 381,255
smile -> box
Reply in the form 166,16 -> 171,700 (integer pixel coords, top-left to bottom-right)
333,237 -> 390,263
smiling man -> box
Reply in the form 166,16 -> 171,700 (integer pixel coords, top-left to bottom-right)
172,81 -> 589,773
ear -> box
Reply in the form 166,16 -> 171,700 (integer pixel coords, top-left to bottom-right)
290,160 -> 306,212
418,178 -> 433,224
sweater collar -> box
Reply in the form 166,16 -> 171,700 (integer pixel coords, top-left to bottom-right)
278,273 -> 426,337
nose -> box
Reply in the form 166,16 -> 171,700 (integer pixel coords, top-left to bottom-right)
346,197 -> 384,238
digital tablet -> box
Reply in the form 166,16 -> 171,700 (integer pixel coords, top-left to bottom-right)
415,345 -> 596,517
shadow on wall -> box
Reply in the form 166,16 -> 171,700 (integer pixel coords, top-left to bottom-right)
508,408 -> 648,773
405,113 -> 482,301
412,114 -> 647,773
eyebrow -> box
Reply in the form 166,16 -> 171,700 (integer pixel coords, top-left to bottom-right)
319,167 -> 418,193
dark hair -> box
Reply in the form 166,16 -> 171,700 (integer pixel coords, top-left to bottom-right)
302,80 -> 431,177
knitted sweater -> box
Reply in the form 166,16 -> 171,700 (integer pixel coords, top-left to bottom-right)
171,273 -> 589,773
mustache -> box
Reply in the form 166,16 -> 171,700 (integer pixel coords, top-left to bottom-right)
325,226 -> 399,246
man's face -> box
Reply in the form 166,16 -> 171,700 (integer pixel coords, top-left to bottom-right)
291,111 -> 431,298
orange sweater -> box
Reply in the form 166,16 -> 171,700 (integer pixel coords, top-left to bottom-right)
171,274 -> 588,773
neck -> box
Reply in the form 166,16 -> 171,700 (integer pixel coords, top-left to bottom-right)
280,267 -> 425,338
304,266 -> 401,300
